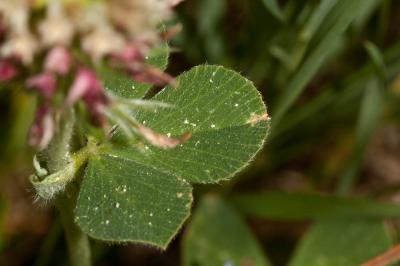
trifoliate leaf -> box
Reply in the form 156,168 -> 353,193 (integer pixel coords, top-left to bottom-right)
76,65 -> 269,248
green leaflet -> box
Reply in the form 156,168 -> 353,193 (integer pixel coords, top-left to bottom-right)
100,42 -> 169,99
289,219 -> 392,266
107,65 -> 269,183
133,65 -> 269,183
75,65 -> 269,247
75,154 -> 192,249
182,196 -> 270,266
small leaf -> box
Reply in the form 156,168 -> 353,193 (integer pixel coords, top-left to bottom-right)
75,154 -> 192,249
182,195 -> 271,266
289,219 -> 392,266
100,42 -> 169,99
230,192 -> 400,220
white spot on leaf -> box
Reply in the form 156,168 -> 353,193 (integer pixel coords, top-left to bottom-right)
246,112 -> 270,126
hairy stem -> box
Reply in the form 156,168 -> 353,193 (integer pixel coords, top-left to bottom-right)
57,184 -> 91,266
46,110 -> 91,266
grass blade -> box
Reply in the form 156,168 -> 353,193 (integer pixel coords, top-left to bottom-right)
230,192 -> 400,220
261,0 -> 285,22
271,0 -> 365,130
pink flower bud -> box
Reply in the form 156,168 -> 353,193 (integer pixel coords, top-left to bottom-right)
29,105 -> 55,150
67,68 -> 108,126
111,41 -> 150,65
44,46 -> 72,75
67,68 -> 103,105
26,73 -> 57,99
0,59 -> 17,82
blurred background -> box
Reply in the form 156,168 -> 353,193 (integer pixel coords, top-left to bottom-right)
2,0 -> 400,265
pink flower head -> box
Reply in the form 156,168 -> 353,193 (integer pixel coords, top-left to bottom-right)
67,68 -> 108,126
26,73 -> 57,99
44,46 -> 72,75
0,59 -> 17,82
29,105 -> 55,150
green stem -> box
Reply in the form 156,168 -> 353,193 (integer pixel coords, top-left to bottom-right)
45,110 -> 92,266
57,184 -> 91,266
